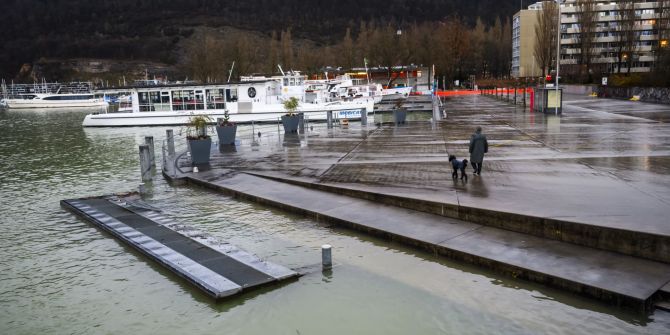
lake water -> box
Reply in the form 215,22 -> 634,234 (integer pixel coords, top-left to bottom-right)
1,108 -> 669,334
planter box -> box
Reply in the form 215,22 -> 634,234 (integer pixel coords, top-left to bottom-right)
393,109 -> 407,124
281,115 -> 299,133
188,137 -> 212,165
216,124 -> 237,145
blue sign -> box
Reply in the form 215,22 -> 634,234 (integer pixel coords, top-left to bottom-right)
338,109 -> 362,119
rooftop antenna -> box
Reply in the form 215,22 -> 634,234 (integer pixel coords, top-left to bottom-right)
278,64 -> 285,76
227,61 -> 235,83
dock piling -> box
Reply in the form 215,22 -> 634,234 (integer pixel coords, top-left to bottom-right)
360,108 -> 367,126
322,244 -> 332,270
327,111 -> 333,129
139,144 -> 151,181
166,129 -> 175,156
144,136 -> 155,166
298,112 -> 305,134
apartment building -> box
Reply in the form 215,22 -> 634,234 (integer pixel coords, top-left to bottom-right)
512,3 -> 544,78
560,0 -> 668,74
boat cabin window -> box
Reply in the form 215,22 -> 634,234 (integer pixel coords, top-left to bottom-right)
171,90 -> 204,111
283,78 -> 289,86
225,88 -> 238,102
206,89 -> 225,109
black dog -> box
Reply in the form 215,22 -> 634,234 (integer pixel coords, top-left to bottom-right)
448,155 -> 468,181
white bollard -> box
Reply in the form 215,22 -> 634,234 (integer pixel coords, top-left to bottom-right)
322,244 -> 332,270
193,166 -> 199,173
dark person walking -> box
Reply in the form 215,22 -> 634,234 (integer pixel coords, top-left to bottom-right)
469,126 -> 488,175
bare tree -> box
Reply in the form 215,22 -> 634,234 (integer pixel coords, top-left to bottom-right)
616,0 -> 638,74
268,31 -> 279,74
534,1 -> 558,77
655,0 -> 670,80
339,27 -> 355,70
184,32 -> 226,83
280,29 -> 294,70
576,0 -> 596,81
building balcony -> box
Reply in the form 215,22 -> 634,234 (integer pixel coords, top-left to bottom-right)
560,59 -> 578,65
639,35 -> 658,41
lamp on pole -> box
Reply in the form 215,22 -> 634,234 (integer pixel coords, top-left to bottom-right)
555,0 -> 564,116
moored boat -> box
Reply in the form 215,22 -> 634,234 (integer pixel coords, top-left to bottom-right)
3,93 -> 109,109
84,72 -> 374,127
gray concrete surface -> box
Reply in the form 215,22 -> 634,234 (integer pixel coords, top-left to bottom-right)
164,94 -> 670,310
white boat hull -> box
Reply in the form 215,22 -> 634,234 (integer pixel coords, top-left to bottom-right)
82,100 -> 374,127
4,99 -> 108,109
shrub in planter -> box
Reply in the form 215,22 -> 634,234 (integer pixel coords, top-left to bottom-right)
281,97 -> 300,133
216,110 -> 237,145
186,114 -> 213,165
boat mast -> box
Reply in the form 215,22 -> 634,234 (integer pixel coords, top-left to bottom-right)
227,61 -> 235,83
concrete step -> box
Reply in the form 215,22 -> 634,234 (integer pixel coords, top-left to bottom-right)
185,170 -> 670,312
242,171 -> 670,265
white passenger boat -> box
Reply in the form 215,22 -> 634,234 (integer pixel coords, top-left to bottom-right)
83,72 -> 374,127
3,93 -> 108,109
304,74 -> 383,104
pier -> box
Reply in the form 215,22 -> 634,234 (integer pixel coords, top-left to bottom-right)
61,194 -> 298,299
162,93 -> 670,312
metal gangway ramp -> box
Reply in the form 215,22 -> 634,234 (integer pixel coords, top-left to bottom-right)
61,195 -> 298,299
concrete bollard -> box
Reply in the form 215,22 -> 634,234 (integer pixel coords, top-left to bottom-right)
514,86 -> 519,105
166,129 -> 175,156
139,144 -> 151,181
145,136 -> 155,166
322,244 -> 332,270
327,111 -> 333,129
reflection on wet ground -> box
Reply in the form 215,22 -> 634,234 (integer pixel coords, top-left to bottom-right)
212,94 -> 670,237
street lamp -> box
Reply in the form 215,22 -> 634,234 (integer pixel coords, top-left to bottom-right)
555,0 -> 564,116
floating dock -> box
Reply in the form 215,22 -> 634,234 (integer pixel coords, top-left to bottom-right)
61,195 -> 298,299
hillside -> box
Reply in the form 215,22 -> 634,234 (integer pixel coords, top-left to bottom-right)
0,0 -> 521,80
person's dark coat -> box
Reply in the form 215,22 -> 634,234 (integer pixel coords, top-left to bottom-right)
469,131 -> 488,163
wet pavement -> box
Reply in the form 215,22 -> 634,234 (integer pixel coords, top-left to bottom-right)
193,94 -> 670,238
165,93 -> 670,310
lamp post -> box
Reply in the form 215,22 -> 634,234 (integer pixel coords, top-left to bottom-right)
555,0 -> 564,116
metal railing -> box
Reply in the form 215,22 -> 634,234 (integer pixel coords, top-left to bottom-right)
160,114 -> 318,177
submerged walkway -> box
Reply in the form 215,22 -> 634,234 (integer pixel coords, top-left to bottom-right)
164,94 -> 670,311
62,195 -> 297,299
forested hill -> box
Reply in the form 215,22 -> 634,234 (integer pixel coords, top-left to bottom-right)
0,0 -> 520,79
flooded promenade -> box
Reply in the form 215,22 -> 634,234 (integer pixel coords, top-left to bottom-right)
2,96 -> 670,334
165,93 -> 670,311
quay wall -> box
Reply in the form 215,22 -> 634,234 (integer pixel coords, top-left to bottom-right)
596,86 -> 670,104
